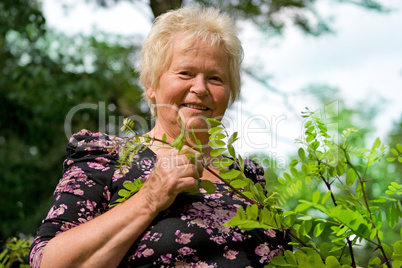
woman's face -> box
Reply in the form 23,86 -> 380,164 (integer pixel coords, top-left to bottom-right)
147,34 -> 231,141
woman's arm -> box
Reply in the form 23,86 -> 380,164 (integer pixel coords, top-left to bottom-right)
39,145 -> 202,268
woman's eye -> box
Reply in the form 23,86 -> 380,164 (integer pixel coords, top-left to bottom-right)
178,72 -> 192,78
210,76 -> 223,83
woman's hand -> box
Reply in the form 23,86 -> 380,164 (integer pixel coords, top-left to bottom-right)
139,145 -> 203,214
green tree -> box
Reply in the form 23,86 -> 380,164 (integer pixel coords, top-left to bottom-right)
0,0 -> 149,242
267,85 -> 402,266
83,0 -> 387,35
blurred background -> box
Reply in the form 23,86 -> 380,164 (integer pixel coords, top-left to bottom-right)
1,0 -> 401,265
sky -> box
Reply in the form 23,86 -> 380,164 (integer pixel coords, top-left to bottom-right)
42,0 -> 402,161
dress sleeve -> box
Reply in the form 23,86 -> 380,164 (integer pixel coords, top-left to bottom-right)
29,129 -> 121,268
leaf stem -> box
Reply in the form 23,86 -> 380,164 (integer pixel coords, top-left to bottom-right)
342,147 -> 392,268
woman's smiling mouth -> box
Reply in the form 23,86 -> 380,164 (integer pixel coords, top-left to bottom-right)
182,104 -> 209,110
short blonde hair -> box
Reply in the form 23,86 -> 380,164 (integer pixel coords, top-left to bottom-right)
138,7 -> 243,116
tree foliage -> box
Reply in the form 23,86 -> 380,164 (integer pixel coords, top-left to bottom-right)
0,0 -> 149,242
82,0 -> 387,35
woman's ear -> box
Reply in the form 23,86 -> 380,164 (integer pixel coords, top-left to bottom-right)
146,87 -> 156,99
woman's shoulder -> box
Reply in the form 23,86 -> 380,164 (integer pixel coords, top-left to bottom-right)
66,129 -> 125,156
64,129 -> 156,166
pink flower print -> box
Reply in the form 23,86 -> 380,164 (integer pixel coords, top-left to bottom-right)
207,201 -> 219,207
223,246 -> 239,260
210,236 -> 226,245
133,244 -> 154,258
87,161 -> 109,171
140,159 -> 153,170
90,132 -> 103,137
264,229 -> 277,238
143,248 -> 154,257
232,232 -> 244,242
59,221 -> 78,232
95,157 -> 110,164
255,242 -> 271,263
45,204 -> 68,219
160,254 -> 172,264
175,230 -> 194,244
74,129 -> 92,137
103,186 -> 111,201
149,232 -> 162,242
55,166 -> 87,195
178,247 -> 195,256
112,165 -> 129,182
204,192 -> 223,199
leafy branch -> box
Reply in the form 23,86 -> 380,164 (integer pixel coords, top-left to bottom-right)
112,110 -> 402,267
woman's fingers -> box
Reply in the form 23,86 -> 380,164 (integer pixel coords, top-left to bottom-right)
138,146 -> 204,213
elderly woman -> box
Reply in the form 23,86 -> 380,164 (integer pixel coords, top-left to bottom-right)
30,7 -> 290,267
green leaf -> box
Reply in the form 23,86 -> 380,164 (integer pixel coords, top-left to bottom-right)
321,190 -> 332,204
219,168 -> 241,179
305,120 -> 312,128
284,250 -> 297,265
283,213 -> 296,227
210,148 -> 226,157
246,204 -> 259,220
184,187 -> 201,195
387,157 -> 396,162
368,257 -> 381,268
290,167 -> 298,177
301,163 -> 309,174
356,182 -> 364,198
346,168 -> 357,186
228,132 -> 238,145
200,180 -> 216,194
207,118 -> 222,127
306,134 -> 315,142
391,148 -> 399,156
325,256 -> 341,268
208,139 -> 226,148
313,222 -> 325,237
397,143 -> 402,153
300,221 -> 313,236
382,243 -> 392,259
185,153 -> 198,160
298,148 -> 306,160
306,125 -> 315,135
227,144 -> 236,159
230,179 -> 247,189
208,126 -> 224,135
312,190 -> 321,204
211,133 -> 226,140
283,172 -> 292,182
212,158 -> 234,167
295,203 -> 312,212
290,159 -> 299,167
391,182 -> 402,189
118,189 -> 130,197
170,128 -> 185,151
238,154 -> 244,170
392,241 -> 402,261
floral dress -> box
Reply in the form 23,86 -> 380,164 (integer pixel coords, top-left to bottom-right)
30,129 -> 291,267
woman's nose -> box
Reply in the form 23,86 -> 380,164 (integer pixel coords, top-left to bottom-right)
190,75 -> 208,96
